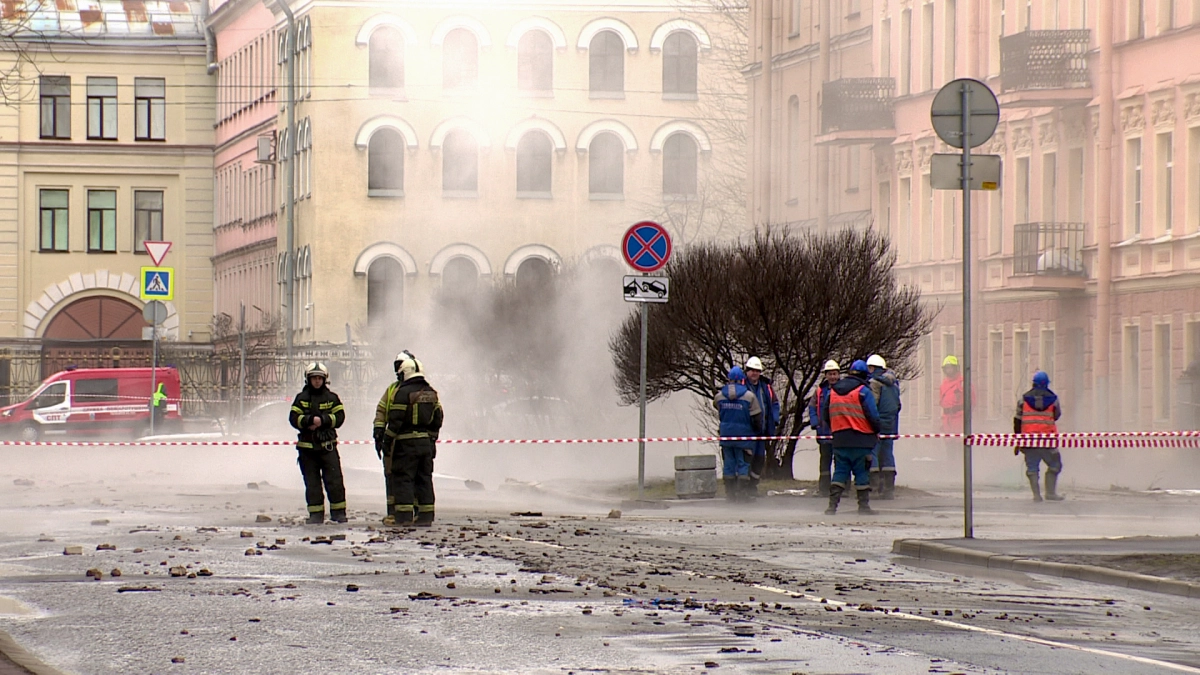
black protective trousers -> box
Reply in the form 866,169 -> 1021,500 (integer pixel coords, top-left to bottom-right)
388,438 -> 435,519
297,448 -> 346,514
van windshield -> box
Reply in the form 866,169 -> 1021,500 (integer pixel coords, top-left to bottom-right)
27,382 -> 67,410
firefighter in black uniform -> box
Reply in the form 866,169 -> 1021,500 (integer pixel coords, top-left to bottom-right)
374,356 -> 443,526
378,350 -> 415,525
289,362 -> 347,524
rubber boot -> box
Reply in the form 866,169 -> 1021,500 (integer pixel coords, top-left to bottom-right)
1044,471 -> 1064,501
329,509 -> 348,523
723,478 -> 738,502
414,510 -> 435,527
815,474 -> 832,498
392,508 -> 415,526
741,477 -> 757,503
1026,472 -> 1043,502
881,472 -> 896,500
306,511 -> 324,525
856,487 -> 876,515
824,485 -> 843,515
869,471 -> 882,494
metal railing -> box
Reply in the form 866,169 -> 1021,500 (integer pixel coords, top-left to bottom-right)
1013,222 -> 1086,276
820,78 -> 895,134
1000,30 -> 1091,92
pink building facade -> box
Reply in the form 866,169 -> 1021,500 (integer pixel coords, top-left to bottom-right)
208,0 -> 279,338
750,1 -> 1200,432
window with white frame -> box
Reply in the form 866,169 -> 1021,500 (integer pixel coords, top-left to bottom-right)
662,132 -> 698,197
1157,132 -> 1173,232
1014,330 -> 1030,394
1155,322 -> 1171,421
589,31 -> 625,95
1127,136 -> 1143,236
516,131 -> 553,195
442,130 -> 479,193
369,27 -> 405,90
517,30 -> 553,92
662,32 -> 698,98
135,78 -> 166,141
1124,324 -> 1141,425
442,28 -> 479,89
368,128 -> 405,196
989,330 -> 1004,418
87,77 -> 117,140
1040,327 -> 1056,379
589,132 -> 624,196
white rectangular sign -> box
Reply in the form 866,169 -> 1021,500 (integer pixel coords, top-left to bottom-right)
931,153 -> 1002,191
623,275 -> 670,303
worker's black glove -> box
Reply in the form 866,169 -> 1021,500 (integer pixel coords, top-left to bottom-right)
373,428 -> 385,460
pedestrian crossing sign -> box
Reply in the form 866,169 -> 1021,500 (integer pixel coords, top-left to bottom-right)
140,267 -> 174,301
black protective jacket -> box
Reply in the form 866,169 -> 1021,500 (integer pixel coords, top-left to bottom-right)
289,384 -> 345,450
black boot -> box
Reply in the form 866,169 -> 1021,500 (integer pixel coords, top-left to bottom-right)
744,479 -> 759,502
306,511 -> 324,525
824,485 -> 843,515
815,474 -> 832,498
723,478 -> 738,502
869,471 -> 882,494
1027,472 -> 1043,502
392,507 -> 414,526
1044,471 -> 1064,501
857,487 -> 876,514
330,509 -> 348,523
881,472 -> 896,500
414,509 -> 435,527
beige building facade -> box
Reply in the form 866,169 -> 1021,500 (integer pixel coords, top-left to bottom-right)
237,0 -> 744,346
0,0 -> 215,356
750,0 -> 1200,431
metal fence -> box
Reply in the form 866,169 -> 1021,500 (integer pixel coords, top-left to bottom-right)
1000,30 -> 1091,92
820,78 -> 895,135
1012,222 -> 1087,276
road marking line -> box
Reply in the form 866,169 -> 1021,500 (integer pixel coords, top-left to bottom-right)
752,584 -> 1200,673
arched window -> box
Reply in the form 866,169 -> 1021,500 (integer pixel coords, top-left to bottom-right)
662,32 -> 698,97
517,30 -> 553,91
662,132 -> 698,196
589,132 -> 624,196
442,28 -> 479,88
515,257 -> 553,292
589,31 -> 624,95
367,257 -> 404,326
442,129 -> 478,193
368,128 -> 404,195
369,27 -> 404,89
516,131 -> 552,195
441,256 -> 479,300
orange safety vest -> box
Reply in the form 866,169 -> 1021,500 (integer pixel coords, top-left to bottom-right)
829,386 -> 874,434
1020,401 -> 1057,434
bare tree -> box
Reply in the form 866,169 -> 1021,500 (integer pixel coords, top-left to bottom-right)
1,1 -> 58,104
610,227 -> 935,479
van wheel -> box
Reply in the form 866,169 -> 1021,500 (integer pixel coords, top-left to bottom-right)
17,422 -> 40,442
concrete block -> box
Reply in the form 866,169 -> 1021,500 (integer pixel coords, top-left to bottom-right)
68,272 -> 84,293
1034,561 -> 1070,577
82,273 -> 95,290
1128,575 -> 1161,593
45,284 -> 64,303
1078,566 -> 1130,588
1011,559 -> 1045,575
674,454 -> 717,471
674,469 -> 716,499
96,269 -> 109,287
891,539 -> 923,558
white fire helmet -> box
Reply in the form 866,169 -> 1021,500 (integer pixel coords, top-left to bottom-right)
305,362 -> 329,383
822,360 -> 841,373
744,356 -> 765,372
398,357 -> 425,382
867,354 -> 887,369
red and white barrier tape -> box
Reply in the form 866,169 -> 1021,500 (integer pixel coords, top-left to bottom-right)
2,432 -> 1200,448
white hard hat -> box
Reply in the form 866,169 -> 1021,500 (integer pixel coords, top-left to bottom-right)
305,362 -> 328,381
822,360 -> 840,372
867,354 -> 887,368
398,357 -> 424,381
394,350 -> 415,372
745,356 -> 765,372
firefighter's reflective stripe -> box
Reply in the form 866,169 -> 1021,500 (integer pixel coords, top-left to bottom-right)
1020,402 -> 1057,434
328,500 -> 347,510
307,504 -> 324,513
829,386 -> 873,434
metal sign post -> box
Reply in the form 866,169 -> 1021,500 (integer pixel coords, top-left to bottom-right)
622,222 -> 673,500
142,300 -> 168,437
931,79 -> 999,539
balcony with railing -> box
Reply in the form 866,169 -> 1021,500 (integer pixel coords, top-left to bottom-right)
999,30 -> 1092,107
1010,222 -> 1087,291
816,78 -> 896,145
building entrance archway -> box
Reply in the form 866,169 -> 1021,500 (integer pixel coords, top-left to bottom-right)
40,296 -> 151,375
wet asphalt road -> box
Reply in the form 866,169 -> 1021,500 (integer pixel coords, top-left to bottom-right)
0,444 -> 1198,674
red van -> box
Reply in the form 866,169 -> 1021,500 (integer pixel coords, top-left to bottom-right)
0,367 -> 182,441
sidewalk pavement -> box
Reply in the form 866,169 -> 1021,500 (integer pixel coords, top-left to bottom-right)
893,536 -> 1200,599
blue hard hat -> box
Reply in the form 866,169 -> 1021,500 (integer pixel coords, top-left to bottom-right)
1033,371 -> 1050,388
850,360 -> 869,374
728,366 -> 745,382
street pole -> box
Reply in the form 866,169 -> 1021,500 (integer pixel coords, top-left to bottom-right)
960,82 -> 975,539
150,322 -> 158,436
638,299 -> 648,500
277,0 -> 296,366
239,302 -> 247,421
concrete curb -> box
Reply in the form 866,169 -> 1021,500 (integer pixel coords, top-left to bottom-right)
0,629 -> 67,675
892,539 -> 1200,599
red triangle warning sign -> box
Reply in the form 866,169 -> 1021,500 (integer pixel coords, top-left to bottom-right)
144,241 -> 171,266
